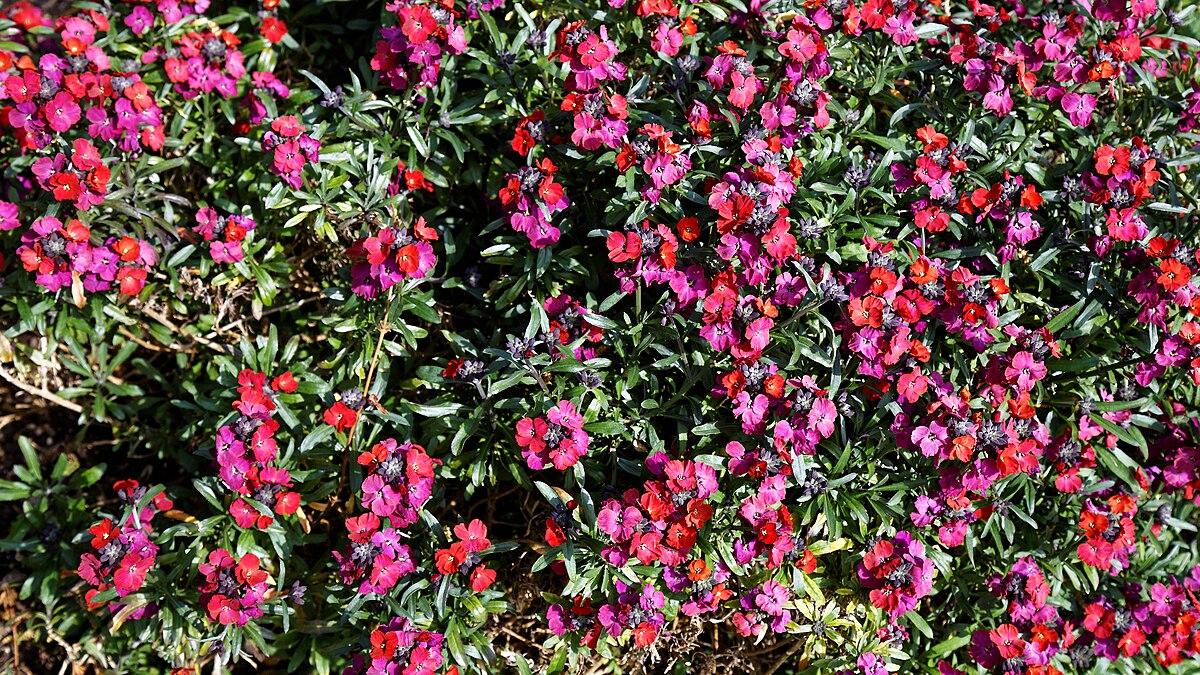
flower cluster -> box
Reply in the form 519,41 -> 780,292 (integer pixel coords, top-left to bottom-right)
333,512 -> 416,595
194,207 -> 257,264
988,557 -> 1058,627
12,0 -> 1200,672
1076,493 -> 1138,574
31,139 -> 111,209
3,13 -> 164,154
77,480 -> 172,613
370,0 -> 467,90
596,580 -> 667,647
498,157 -> 569,248
356,438 -> 435,527
347,216 -> 439,298
261,115 -> 320,189
164,29 -> 246,99
733,580 -> 793,639
433,519 -> 496,592
345,616 -> 446,675
243,71 -> 292,124
596,454 -> 716,566
197,549 -> 271,626
214,369 -> 301,529
543,294 -> 604,360
515,399 -> 589,470
16,216 -> 156,296
552,21 -> 626,93
857,531 -> 935,619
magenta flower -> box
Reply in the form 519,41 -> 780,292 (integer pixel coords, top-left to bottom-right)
0,201 -> 19,231
45,92 -> 81,132
1061,91 -> 1097,127
518,399 -> 590,470
1004,351 -> 1047,391
857,531 -> 936,617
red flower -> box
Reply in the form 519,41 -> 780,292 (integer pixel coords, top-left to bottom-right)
113,237 -> 140,262
896,367 -> 928,403
909,257 -> 937,284
274,491 -> 300,515
716,194 -> 754,233
1157,258 -> 1191,292
71,139 -> 102,171
577,34 -> 611,68
606,231 -> 642,263
797,549 -> 817,574
435,543 -> 466,575
848,296 -> 884,328
914,206 -> 948,232
916,125 -> 948,152
399,5 -> 436,44
1118,626 -> 1145,657
1094,145 -> 1130,176
117,268 -> 147,296
470,566 -> 496,592
454,519 -> 491,553
270,115 -> 306,138
498,177 -> 521,205
677,217 -> 700,242
990,624 -> 1026,659
1078,511 -> 1109,537
370,629 -> 398,660
512,128 -> 535,156
868,267 -> 898,295
961,303 -> 986,325
271,372 -> 299,393
395,243 -> 421,275
324,401 -> 358,432
545,518 -> 566,546
113,554 -> 152,594
537,177 -> 564,206
346,513 -> 381,543
49,173 -> 81,202
89,518 -> 118,549
1077,539 -> 1113,570
633,622 -> 658,647
261,17 -> 287,44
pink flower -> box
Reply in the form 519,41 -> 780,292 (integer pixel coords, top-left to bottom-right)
516,417 -> 547,453
578,34 -> 611,68
454,519 -> 491,553
46,92 -> 81,132
113,554 -> 152,595
1061,91 -> 1097,127
747,317 -> 773,351
211,240 -> 244,263
728,71 -> 759,110
362,474 -> 401,517
897,367 -> 929,403
883,12 -> 918,45
807,397 -> 837,438
1004,351 -> 1046,391
0,201 -> 19,231
273,139 -> 306,173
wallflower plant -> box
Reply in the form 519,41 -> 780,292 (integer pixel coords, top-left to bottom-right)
2,0 -> 1200,674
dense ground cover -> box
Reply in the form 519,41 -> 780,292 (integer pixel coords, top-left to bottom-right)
2,0 -> 1200,673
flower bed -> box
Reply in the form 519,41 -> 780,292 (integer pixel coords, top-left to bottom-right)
2,0 -> 1200,673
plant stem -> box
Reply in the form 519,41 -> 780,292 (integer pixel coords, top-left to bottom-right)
335,285 -> 399,504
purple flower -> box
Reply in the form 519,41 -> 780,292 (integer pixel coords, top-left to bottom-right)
124,6 -> 154,34
1061,91 -> 1097,127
